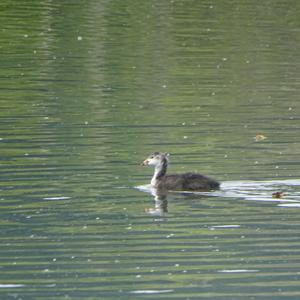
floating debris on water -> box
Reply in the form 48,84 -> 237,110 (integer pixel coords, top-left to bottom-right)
254,134 -> 267,142
272,191 -> 284,198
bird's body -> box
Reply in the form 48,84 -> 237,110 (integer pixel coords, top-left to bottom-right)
142,152 -> 220,191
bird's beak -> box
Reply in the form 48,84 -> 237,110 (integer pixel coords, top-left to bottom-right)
141,159 -> 149,166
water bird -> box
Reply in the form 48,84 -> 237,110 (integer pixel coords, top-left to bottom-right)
141,152 -> 220,191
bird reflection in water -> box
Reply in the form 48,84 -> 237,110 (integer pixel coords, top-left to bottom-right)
144,188 -> 168,216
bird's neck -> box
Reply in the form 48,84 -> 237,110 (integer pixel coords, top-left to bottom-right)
151,159 -> 168,186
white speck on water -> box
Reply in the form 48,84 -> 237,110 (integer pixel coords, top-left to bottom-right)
222,57 -> 227,61
218,269 -> 258,273
162,84 -> 167,88
212,225 -> 241,228
130,290 -> 173,294
183,136 -> 188,139
136,275 -> 141,278
24,34 -> 28,38
278,203 -> 300,208
77,36 -> 82,41
0,284 -> 25,288
43,197 -> 71,201
174,264 -> 180,267
288,107 -> 292,111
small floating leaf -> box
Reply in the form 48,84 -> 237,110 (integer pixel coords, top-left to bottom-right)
254,134 -> 267,142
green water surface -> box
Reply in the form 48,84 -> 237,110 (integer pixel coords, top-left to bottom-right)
0,1 -> 300,299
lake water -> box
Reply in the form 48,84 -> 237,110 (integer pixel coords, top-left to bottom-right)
1,1 -> 300,299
